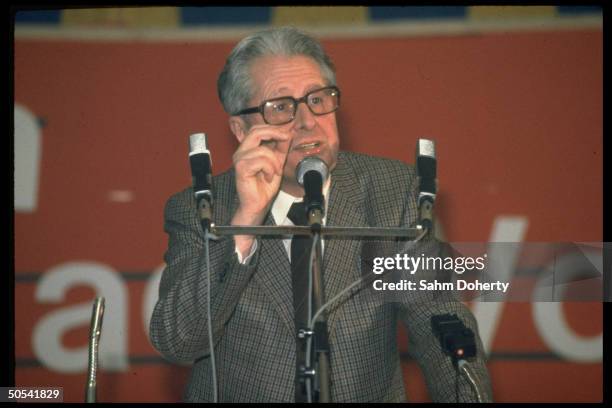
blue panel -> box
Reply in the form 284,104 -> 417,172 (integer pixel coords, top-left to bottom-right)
181,6 -> 271,26
14,10 -> 62,24
557,6 -> 602,15
369,6 -> 466,21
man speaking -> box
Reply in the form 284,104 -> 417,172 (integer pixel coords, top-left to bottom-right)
149,26 -> 492,402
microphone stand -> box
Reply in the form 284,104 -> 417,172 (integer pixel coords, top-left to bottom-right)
302,207 -> 330,403
197,197 -> 213,233
211,225 -> 421,237
210,223 -> 424,402
191,136 -> 436,402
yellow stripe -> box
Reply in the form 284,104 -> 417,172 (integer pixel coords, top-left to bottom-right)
468,6 -> 557,20
272,6 -> 367,27
61,7 -> 179,28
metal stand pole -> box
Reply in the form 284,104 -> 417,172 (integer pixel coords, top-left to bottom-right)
309,224 -> 330,402
85,297 -> 105,403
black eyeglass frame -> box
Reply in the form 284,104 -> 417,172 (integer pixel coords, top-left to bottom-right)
233,85 -> 341,125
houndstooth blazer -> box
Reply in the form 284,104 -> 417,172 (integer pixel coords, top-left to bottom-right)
149,151 -> 493,402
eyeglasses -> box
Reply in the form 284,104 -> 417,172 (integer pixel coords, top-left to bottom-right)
233,86 -> 340,126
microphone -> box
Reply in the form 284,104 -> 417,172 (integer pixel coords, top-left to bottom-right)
431,314 -> 486,402
296,156 -> 329,225
85,297 -> 105,403
431,313 -> 476,363
189,133 -> 213,230
415,138 -> 437,231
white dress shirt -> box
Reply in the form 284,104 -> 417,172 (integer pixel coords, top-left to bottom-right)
235,177 -> 331,264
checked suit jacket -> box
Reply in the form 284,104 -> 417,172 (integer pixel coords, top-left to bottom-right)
149,151 -> 493,402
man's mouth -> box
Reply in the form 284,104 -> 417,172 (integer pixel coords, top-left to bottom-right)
294,141 -> 321,151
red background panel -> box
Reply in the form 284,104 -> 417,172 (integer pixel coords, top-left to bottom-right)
14,27 -> 602,402
487,361 -> 603,402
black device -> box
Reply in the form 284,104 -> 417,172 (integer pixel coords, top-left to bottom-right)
431,313 -> 476,365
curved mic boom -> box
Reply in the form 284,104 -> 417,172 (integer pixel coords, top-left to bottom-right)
86,297 -> 105,403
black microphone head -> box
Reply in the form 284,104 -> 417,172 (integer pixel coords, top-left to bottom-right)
416,138 -> 437,196
296,156 -> 329,186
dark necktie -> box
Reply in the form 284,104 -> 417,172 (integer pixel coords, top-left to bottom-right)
287,201 -> 311,402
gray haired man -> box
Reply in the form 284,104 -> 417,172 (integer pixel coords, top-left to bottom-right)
150,26 -> 493,402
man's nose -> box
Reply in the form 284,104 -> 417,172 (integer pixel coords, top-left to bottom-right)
293,101 -> 316,131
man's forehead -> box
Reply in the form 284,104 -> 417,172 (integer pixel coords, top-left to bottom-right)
249,55 -> 326,98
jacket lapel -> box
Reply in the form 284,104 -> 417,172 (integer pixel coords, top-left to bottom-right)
252,207 -> 296,336
323,152 -> 368,330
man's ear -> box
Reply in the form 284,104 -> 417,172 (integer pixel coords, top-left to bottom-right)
229,116 -> 249,143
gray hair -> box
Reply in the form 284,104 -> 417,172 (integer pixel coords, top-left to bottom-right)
217,26 -> 337,115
